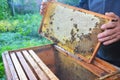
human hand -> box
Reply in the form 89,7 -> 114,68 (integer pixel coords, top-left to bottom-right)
40,0 -> 56,15
97,12 -> 120,45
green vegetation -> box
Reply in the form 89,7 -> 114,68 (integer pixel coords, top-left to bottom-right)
0,13 -> 52,79
0,0 -> 80,79
0,0 -> 11,20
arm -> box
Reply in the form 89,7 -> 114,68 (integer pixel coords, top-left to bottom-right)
97,12 -> 120,45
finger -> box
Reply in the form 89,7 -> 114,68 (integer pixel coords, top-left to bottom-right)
98,33 -> 117,42
40,7 -> 44,14
40,8 -> 46,15
40,3 -> 47,15
101,22 -> 117,30
105,12 -> 119,23
103,38 -> 118,45
105,12 -> 119,19
40,10 -> 44,15
97,29 -> 115,38
41,3 -> 47,8
101,29 -> 120,45
41,9 -> 46,15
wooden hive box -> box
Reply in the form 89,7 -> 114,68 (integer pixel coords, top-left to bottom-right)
2,2 -> 120,80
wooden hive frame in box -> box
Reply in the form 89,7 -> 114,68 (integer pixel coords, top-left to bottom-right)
39,2 -> 111,62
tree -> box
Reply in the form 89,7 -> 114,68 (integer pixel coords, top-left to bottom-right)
0,0 -> 11,19
7,0 -> 15,16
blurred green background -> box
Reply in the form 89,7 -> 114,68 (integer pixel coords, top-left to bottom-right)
0,0 -> 79,79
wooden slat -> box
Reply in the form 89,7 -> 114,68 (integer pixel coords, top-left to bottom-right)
5,52 -> 19,80
29,50 -> 59,80
97,71 -> 120,80
2,52 -> 12,80
89,42 -> 101,63
93,58 -> 118,73
22,50 -> 49,80
9,45 -> 52,53
10,53 -> 27,80
16,52 -> 37,80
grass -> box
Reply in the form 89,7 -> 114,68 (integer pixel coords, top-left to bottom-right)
0,13 -> 52,79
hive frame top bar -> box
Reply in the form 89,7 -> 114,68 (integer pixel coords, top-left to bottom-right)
39,2 -> 112,62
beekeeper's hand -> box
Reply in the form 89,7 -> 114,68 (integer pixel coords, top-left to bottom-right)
40,0 -> 56,15
98,12 -> 120,45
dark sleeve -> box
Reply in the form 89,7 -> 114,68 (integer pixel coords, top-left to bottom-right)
78,0 -> 89,10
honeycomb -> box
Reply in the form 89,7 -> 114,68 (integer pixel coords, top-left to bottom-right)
40,2 -> 111,59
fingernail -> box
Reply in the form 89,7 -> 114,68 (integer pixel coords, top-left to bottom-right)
105,12 -> 109,15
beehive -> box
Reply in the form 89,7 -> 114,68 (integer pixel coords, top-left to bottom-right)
39,2 -> 111,60
3,2 -> 120,80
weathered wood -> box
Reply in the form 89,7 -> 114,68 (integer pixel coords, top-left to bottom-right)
2,49 -> 58,80
37,47 -> 56,74
10,53 -> 27,80
93,58 -> 118,73
54,45 -> 108,77
22,50 -> 49,80
54,49 -> 98,80
89,42 -> 101,63
5,52 -> 19,80
96,71 -> 120,80
16,52 -> 37,80
9,44 -> 52,53
29,50 -> 59,80
2,45 -> 120,80
2,52 -> 13,80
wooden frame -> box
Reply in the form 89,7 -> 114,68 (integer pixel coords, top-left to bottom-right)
39,2 -> 112,63
2,45 -> 120,80
2,45 -> 59,80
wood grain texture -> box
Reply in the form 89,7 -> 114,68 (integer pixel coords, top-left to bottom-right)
22,50 -> 49,80
2,52 -> 13,80
10,53 -> 27,80
16,52 -> 37,80
2,45 -> 120,80
89,42 -> 101,63
29,50 -> 59,80
5,52 -> 19,80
